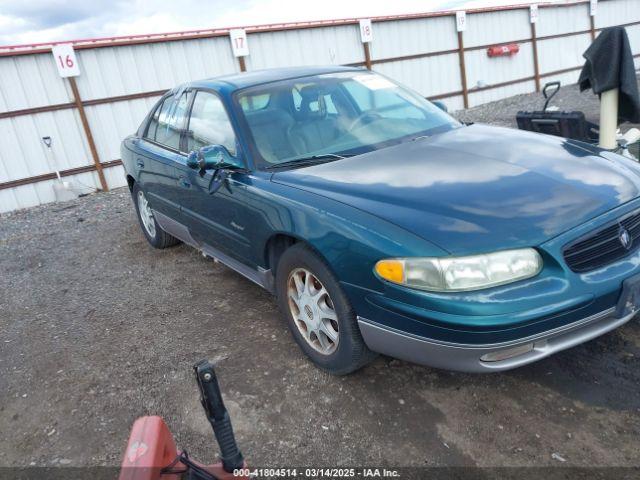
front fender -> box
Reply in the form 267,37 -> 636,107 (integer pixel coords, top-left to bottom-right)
251,177 -> 447,291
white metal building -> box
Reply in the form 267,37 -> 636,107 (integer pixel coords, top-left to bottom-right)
0,0 -> 639,213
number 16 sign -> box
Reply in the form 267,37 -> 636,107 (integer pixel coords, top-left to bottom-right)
51,44 -> 80,77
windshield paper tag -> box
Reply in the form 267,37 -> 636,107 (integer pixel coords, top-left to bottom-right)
353,74 -> 396,90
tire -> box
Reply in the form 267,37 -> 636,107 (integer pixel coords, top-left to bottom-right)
132,182 -> 180,249
276,243 -> 377,375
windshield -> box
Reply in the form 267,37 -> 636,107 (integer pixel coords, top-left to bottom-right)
235,71 -> 460,168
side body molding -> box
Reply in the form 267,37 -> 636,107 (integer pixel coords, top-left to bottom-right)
154,210 -> 275,293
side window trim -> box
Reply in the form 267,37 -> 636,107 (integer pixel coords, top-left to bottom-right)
180,88 -> 197,153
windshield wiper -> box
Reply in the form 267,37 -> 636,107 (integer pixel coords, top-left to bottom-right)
265,153 -> 352,170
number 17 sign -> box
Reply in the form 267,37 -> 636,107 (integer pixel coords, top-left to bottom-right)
51,44 -> 80,77
229,29 -> 249,57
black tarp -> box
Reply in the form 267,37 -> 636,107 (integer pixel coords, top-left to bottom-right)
578,26 -> 640,123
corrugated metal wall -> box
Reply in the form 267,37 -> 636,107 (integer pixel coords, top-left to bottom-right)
1,0 -> 638,213
245,25 -> 363,69
373,16 -> 465,110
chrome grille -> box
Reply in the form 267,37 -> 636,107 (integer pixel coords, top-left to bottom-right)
563,210 -> 640,272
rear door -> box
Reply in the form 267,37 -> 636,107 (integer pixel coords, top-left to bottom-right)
136,91 -> 193,221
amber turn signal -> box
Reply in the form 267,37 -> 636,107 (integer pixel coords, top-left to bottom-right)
375,259 -> 405,283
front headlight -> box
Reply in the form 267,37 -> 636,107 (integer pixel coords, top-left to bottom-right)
375,248 -> 543,292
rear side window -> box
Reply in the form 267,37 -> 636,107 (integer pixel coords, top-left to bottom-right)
145,99 -> 165,141
145,91 -> 191,150
186,91 -> 236,154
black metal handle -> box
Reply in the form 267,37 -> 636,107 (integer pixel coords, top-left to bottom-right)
194,360 -> 244,473
542,81 -> 561,112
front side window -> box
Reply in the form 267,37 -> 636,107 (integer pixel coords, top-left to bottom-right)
236,71 -> 459,167
186,91 -> 236,154
145,91 -> 191,150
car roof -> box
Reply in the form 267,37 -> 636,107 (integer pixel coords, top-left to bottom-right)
187,65 -> 365,92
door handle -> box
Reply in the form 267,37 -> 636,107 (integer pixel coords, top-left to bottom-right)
136,158 -> 145,168
178,176 -> 191,188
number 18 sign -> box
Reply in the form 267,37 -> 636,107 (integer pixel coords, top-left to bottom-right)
359,19 -> 372,43
51,44 -> 80,77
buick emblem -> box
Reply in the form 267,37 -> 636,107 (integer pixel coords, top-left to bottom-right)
619,227 -> 632,250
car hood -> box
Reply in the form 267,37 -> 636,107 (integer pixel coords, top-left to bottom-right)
271,124 -> 640,254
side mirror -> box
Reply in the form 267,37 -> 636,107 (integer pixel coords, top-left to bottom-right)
432,100 -> 448,113
186,145 -> 240,171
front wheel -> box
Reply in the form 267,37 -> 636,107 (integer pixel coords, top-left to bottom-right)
132,183 -> 180,249
276,244 -> 377,375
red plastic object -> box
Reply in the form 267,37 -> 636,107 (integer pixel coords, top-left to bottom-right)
119,416 -> 249,480
119,416 -> 180,480
487,43 -> 520,57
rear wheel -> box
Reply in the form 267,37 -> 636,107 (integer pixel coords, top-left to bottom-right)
132,183 -> 180,249
276,243 -> 377,375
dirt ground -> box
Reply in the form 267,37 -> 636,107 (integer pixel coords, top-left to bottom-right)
1,83 -> 639,475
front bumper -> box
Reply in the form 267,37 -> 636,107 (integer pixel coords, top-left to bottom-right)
358,307 -> 635,372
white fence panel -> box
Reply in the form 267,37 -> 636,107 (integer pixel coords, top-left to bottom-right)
469,80 -> 537,108
2,0 -> 639,213
596,0 -> 640,28
0,54 -> 69,111
85,96 -> 161,163
536,3 -> 591,37
370,16 -> 457,60
245,25 -> 362,70
465,42 -> 535,90
75,37 -> 238,101
537,32 -> 592,76
374,53 -> 462,98
464,9 -> 530,48
0,110 -> 88,179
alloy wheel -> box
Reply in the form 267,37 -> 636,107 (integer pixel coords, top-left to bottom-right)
137,190 -> 156,238
287,268 -> 339,355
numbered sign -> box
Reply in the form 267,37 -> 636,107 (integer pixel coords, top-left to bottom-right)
530,5 -> 539,24
359,19 -> 373,43
51,44 -> 80,77
590,0 -> 597,16
229,29 -> 249,57
456,11 -> 467,32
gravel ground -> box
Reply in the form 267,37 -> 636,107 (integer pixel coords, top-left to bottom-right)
457,78 -> 640,133
1,84 -> 640,475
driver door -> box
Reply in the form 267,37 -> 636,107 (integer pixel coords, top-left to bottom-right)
173,90 -> 252,260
